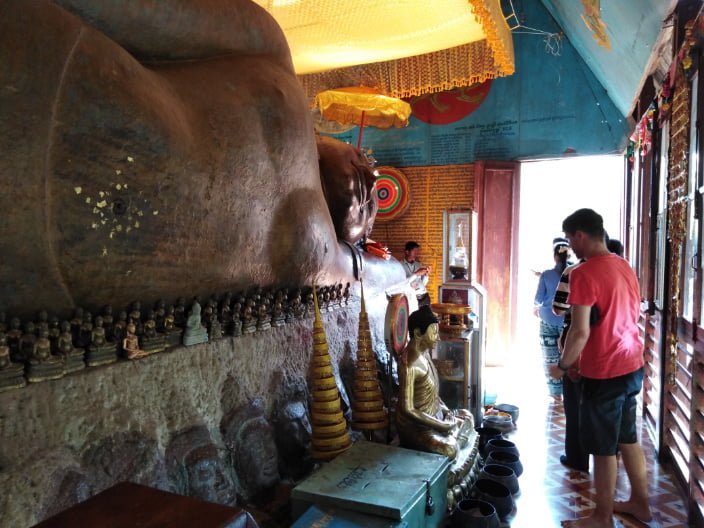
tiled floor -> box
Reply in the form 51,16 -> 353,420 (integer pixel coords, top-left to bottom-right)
485,345 -> 689,527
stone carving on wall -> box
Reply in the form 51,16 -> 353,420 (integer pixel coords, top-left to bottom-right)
273,394 -> 314,481
7,447 -> 93,525
82,431 -> 168,493
166,426 -> 237,507
222,399 -> 280,502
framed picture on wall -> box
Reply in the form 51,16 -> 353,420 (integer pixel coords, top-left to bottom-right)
440,287 -> 469,304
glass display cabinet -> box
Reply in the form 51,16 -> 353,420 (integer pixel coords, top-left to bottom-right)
430,303 -> 472,411
442,210 -> 477,283
434,335 -> 471,410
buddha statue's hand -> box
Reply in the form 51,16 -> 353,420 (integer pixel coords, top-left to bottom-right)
439,415 -> 461,435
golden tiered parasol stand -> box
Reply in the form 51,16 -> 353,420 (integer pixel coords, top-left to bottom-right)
313,86 -> 412,149
309,285 -> 352,461
351,281 -> 388,439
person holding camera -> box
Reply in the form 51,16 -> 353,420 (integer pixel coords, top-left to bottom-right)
403,241 -> 431,307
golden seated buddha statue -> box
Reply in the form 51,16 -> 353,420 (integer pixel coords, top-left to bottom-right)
396,305 -> 473,461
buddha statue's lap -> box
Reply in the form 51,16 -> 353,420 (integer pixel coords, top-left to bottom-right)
396,305 -> 473,461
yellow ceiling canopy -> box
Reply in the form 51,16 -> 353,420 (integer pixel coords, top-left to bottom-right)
255,0 -> 515,98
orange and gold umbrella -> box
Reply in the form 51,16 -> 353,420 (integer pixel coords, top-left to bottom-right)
313,86 -> 412,148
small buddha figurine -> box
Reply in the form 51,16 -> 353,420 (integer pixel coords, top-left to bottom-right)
316,287 -> 327,314
207,296 -> 219,318
129,301 -> 143,337
48,316 -> 61,352
140,309 -> 166,355
202,303 -> 215,330
183,301 -> 208,346
79,312 -> 93,349
86,315 -> 117,367
270,290 -> 286,327
20,321 -> 37,363
101,305 -> 115,335
6,317 -> 22,362
163,306 -> 183,347
112,311 -> 128,355
70,307 -> 84,344
334,283 -> 344,310
26,327 -> 65,382
33,328 -> 53,361
342,282 -> 351,306
91,316 -> 107,346
241,298 -> 256,334
231,295 -> 244,337
154,299 -> 167,332
208,315 -> 223,340
174,297 -> 187,328
123,322 -> 147,360
287,289 -> 303,320
57,320 -> 85,373
0,332 -> 26,391
328,285 -> 339,311
36,310 -> 50,336
322,286 -> 332,312
219,293 -> 233,334
303,289 -> 315,319
396,305 -> 473,461
256,294 -> 271,332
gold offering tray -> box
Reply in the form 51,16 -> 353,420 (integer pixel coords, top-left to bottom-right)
430,303 -> 472,316
430,303 -> 473,337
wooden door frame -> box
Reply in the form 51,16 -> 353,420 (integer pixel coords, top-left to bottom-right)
473,160 -> 520,365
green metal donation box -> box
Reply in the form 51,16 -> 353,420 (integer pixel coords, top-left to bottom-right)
291,441 -> 450,528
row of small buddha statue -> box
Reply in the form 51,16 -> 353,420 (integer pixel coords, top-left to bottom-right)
0,283 -> 352,391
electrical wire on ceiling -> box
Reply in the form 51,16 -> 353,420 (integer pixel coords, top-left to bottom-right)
504,0 -> 563,56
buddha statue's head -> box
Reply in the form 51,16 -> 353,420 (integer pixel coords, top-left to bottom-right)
167,426 -> 236,506
408,305 -> 439,347
221,399 -> 280,501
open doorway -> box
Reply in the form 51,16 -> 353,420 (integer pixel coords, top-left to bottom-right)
516,155 -> 624,349
489,155 -> 624,404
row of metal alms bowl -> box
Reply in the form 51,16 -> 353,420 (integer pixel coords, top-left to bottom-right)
448,431 -> 524,525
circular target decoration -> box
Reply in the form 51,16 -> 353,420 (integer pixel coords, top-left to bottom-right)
375,166 -> 410,222
385,293 -> 409,356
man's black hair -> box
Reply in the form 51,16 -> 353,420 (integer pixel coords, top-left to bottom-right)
562,208 -> 605,239
405,241 -> 420,252
607,238 -> 624,257
408,305 -> 438,338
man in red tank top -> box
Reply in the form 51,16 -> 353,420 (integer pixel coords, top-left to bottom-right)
549,208 -> 652,528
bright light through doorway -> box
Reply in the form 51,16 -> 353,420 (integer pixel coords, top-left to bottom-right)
493,155 -> 624,405
517,154 -> 624,349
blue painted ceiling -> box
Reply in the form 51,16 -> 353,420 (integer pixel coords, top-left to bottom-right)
319,0 -> 677,163
537,0 -> 676,116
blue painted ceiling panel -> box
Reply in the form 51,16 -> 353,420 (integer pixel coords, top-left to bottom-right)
538,0 -> 675,116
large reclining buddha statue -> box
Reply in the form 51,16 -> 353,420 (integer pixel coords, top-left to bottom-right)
0,0 -> 399,317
